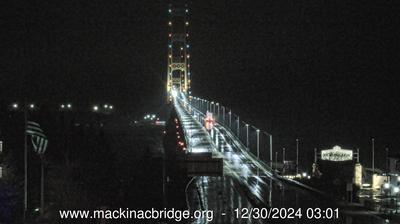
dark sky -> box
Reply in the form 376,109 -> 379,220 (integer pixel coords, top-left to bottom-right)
1,0 -> 399,168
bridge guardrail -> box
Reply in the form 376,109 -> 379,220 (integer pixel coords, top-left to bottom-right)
188,96 -> 273,170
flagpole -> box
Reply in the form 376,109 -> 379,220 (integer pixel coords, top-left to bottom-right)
24,103 -> 28,222
40,155 -> 45,217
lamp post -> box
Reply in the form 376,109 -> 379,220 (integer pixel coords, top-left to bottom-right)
245,124 -> 249,148
386,147 -> 389,173
282,147 -> 286,163
229,110 -> 232,128
372,138 -> 375,175
296,139 -> 299,175
256,129 -> 260,158
216,103 -> 220,121
282,148 -> 286,174
222,106 -> 225,125
237,116 -> 240,138
394,186 -> 399,213
269,133 -> 273,168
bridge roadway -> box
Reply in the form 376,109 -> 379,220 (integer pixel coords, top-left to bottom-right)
173,94 -> 385,224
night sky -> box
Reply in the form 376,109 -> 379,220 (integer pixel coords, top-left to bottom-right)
1,1 -> 399,168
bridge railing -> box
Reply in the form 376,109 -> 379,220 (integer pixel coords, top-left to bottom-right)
189,96 -> 273,169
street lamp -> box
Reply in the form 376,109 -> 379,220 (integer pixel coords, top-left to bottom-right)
282,147 -> 286,163
222,106 -> 225,124
12,103 -> 18,109
216,103 -> 220,120
67,104 -> 72,109
236,116 -> 240,138
93,105 -> 99,111
245,124 -> 249,148
228,110 -> 232,128
256,129 -> 260,158
296,139 -> 299,175
394,187 -> 399,213
60,104 -> 65,109
29,104 -> 35,109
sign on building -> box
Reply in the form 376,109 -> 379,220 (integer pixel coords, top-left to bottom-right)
321,145 -> 353,162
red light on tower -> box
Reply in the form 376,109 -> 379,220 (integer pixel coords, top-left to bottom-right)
205,112 -> 215,130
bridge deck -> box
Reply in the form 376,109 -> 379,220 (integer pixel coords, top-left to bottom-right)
173,94 -> 384,224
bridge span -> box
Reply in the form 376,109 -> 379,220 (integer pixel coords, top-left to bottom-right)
165,4 -> 385,224
171,92 -> 384,224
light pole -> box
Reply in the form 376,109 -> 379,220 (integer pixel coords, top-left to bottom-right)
237,116 -> 240,138
386,147 -> 389,173
229,110 -> 232,128
372,138 -> 375,175
296,139 -> 299,175
282,147 -> 286,175
394,186 -> 399,213
245,124 -> 249,148
216,103 -> 220,121
269,133 -> 273,168
222,106 -> 225,124
256,129 -> 260,158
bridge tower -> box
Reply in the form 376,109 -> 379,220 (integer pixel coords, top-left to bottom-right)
166,3 -> 191,99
